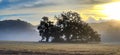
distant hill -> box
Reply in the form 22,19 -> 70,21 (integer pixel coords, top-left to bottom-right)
90,20 -> 120,43
0,19 -> 40,41
0,19 -> 33,30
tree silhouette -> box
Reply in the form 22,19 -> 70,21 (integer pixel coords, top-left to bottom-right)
56,11 -> 101,43
37,16 -> 64,42
37,16 -> 50,42
38,11 -> 101,43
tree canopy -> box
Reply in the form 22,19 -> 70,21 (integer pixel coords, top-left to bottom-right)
37,11 -> 101,43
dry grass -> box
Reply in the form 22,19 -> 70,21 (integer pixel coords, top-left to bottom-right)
0,41 -> 120,55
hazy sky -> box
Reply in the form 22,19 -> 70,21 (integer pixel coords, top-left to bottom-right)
0,0 -> 120,25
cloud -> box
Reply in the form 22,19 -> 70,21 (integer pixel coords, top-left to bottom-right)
0,0 -> 117,25
0,0 -> 56,10
0,0 -> 112,10
0,0 -> 2,3
0,13 -> 33,17
0,13 -> 34,21
8,0 -> 20,2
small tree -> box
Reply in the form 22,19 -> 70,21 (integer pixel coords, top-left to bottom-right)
37,16 -> 50,42
38,16 -> 64,42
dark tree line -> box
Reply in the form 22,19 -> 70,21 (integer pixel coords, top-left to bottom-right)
37,11 -> 101,43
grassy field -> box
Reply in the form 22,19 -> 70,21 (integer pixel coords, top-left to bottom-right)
0,41 -> 120,55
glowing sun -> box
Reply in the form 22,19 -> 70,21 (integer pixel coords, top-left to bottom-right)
101,2 -> 120,20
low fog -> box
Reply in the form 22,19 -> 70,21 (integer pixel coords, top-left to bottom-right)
0,19 -> 120,43
90,20 -> 120,43
0,30 -> 40,41
0,20 -> 40,42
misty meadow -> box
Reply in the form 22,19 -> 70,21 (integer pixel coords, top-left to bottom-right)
0,0 -> 120,55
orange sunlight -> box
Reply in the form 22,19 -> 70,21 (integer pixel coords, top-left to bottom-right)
101,2 -> 120,20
